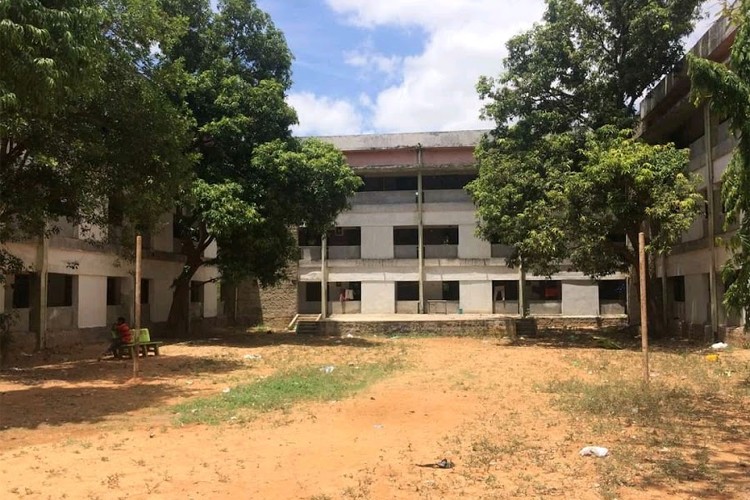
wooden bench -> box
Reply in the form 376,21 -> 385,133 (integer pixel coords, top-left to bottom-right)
111,328 -> 162,359
114,341 -> 163,359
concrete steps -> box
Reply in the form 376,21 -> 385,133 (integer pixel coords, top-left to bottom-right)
295,314 -> 322,335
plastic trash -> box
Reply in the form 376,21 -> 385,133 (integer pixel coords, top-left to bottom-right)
222,387 -> 231,393
705,353 -> 720,362
321,365 -> 335,374
579,446 -> 609,458
373,424 -> 384,429
345,333 -> 354,338
711,342 -> 729,350
243,354 -> 262,360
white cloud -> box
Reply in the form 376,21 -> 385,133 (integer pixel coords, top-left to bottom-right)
287,92 -> 365,136
324,0 -> 547,132
344,48 -> 402,78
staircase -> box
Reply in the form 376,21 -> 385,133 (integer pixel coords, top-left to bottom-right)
295,314 -> 322,335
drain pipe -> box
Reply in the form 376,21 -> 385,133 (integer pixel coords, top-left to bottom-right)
704,105 -> 719,340
417,143 -> 425,314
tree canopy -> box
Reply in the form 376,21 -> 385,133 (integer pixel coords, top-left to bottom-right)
162,0 -> 361,332
469,0 -> 703,280
688,0 -> 750,316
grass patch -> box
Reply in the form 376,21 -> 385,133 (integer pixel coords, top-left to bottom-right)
174,360 -> 400,425
544,378 -> 695,423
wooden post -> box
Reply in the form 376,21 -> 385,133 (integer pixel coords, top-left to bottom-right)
638,232 -> 649,384
133,234 -> 142,379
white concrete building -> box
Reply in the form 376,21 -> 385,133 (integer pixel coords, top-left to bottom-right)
639,14 -> 744,337
296,131 -> 629,319
0,214 -> 221,347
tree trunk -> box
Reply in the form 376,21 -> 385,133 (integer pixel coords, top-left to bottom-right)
167,275 -> 192,336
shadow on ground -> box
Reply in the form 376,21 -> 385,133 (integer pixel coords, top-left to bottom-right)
510,328 -> 708,353
173,331 -> 381,350
0,382 -> 188,430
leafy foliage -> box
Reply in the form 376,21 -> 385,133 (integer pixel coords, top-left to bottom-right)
688,0 -> 750,315
469,0 -> 703,281
163,0 -> 361,331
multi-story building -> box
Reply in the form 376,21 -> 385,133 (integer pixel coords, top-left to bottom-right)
639,13 -> 743,338
293,131 -> 628,320
0,214 -> 221,348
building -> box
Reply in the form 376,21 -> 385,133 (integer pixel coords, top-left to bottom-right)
639,13 -> 743,338
0,214 -> 222,349
290,130 -> 628,321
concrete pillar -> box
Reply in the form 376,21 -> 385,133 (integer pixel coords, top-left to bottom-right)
31,238 -> 49,349
417,164 -> 425,314
203,281 -> 218,318
519,260 -> 527,317
321,233 -> 328,318
704,105 -> 719,340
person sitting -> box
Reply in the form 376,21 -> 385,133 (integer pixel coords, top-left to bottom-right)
99,317 -> 132,360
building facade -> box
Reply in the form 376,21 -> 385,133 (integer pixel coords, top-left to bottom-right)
639,14 -> 743,338
295,131 -> 628,319
0,213 -> 222,347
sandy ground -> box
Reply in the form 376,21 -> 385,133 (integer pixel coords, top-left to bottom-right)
1,332 -> 749,499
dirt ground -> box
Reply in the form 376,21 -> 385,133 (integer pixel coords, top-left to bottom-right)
1,331 -> 749,499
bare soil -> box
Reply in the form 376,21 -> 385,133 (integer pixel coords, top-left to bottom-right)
1,332 -> 749,499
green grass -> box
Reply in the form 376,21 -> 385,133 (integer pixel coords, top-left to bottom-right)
174,360 -> 400,425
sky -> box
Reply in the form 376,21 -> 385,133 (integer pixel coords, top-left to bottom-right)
248,0 -> 725,137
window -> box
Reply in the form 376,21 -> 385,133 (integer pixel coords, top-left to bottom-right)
327,227 -> 361,246
493,280 -> 519,301
190,281 -> 203,303
424,226 -> 458,245
12,274 -> 31,309
396,281 -> 419,301
141,279 -> 150,305
47,274 -> 73,307
336,282 -> 361,301
107,277 -> 121,306
298,227 -> 322,246
422,174 -> 477,190
394,227 -> 419,245
305,282 -> 321,302
529,280 -> 561,301
359,176 -> 418,192
672,276 -> 685,302
442,281 -> 459,301
598,280 -> 626,301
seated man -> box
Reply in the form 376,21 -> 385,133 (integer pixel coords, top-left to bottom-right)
99,317 -> 132,360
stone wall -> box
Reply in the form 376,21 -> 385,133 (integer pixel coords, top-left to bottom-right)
230,276 -> 298,330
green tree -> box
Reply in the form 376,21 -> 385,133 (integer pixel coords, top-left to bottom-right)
468,0 -> 703,326
0,1 -> 194,354
688,1 -> 750,319
163,0 -> 361,334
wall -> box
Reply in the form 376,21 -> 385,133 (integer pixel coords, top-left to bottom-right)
77,275 -> 107,328
361,282 -> 395,313
458,225 -> 490,259
561,280 -> 599,316
361,226 -> 394,259
459,281 -> 493,313
685,273 -> 710,324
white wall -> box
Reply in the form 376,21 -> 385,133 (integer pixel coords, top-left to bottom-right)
151,279 -> 173,323
561,280 -> 599,316
361,226 -> 394,259
685,273 -> 709,323
460,281 -> 493,313
77,275 -> 108,328
458,224 -> 491,259
203,282 -> 218,318
204,240 -> 218,259
361,282 -> 395,313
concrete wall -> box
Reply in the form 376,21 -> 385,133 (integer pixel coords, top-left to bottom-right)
361,226 -> 394,259
77,275 -> 108,328
459,281 -> 493,313
203,282 -> 218,318
361,282 -> 395,313
151,212 -> 173,252
561,280 -> 599,316
458,225 -> 490,259
685,273 -> 710,324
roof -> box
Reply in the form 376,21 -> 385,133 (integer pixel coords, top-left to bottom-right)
316,130 -> 489,151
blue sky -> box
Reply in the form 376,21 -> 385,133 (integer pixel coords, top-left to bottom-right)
223,1 -> 724,136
